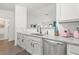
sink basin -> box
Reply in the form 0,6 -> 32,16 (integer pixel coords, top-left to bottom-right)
31,33 -> 44,36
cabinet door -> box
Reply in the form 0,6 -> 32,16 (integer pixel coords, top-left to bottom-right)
43,40 -> 56,55
17,33 -> 22,46
43,39 -> 66,55
24,35 -> 43,55
17,33 -> 25,49
17,37 -> 21,46
20,34 -> 25,49
21,38 -> 26,49
60,3 -> 77,20
33,41 -> 43,55
25,36 -> 33,54
27,40 -> 33,54
17,38 -> 24,48
43,40 -> 49,55
67,44 -> 79,55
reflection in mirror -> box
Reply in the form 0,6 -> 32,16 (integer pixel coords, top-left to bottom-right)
0,18 -> 5,28
27,4 -> 56,28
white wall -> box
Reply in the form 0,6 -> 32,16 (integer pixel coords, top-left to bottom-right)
0,9 -> 15,41
27,4 -> 56,28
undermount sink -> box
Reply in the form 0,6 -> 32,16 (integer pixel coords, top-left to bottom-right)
31,33 -> 44,36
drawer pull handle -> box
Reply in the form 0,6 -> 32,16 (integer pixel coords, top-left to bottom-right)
22,39 -> 24,42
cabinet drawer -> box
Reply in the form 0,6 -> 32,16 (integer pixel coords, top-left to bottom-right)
17,33 -> 26,39
67,44 -> 79,54
21,34 -> 26,39
26,36 -> 42,43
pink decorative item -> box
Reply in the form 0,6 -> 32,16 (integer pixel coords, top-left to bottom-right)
60,29 -> 71,38
73,31 -> 79,39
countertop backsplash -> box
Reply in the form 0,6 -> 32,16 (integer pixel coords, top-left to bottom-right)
26,28 -> 54,36
58,21 -> 79,37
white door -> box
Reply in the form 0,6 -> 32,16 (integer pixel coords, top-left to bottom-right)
0,18 -> 9,40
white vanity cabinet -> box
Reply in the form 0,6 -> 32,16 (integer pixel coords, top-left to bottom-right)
17,33 -> 43,55
25,35 -> 43,55
67,44 -> 79,55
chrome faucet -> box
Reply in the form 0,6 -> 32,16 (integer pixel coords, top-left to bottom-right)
37,25 -> 42,34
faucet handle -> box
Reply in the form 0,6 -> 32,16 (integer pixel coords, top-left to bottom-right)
46,30 -> 48,35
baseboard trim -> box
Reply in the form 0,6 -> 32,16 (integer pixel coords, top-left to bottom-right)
8,40 -> 14,42
8,39 -> 14,41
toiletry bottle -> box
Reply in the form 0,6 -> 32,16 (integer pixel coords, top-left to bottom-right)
53,21 -> 59,36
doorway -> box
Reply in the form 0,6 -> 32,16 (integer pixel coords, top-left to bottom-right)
0,18 -> 9,54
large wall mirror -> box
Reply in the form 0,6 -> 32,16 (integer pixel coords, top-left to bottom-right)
27,3 -> 56,29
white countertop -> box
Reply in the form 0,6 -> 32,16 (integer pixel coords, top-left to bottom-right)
42,35 -> 79,46
16,28 -> 79,46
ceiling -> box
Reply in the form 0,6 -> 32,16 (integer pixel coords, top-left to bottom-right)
0,3 -> 14,11
0,3 -> 54,11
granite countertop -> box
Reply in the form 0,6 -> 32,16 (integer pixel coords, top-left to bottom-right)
16,28 -> 79,46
